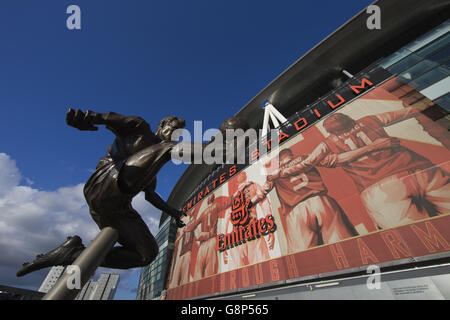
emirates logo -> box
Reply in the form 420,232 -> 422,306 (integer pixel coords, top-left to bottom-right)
230,190 -> 251,227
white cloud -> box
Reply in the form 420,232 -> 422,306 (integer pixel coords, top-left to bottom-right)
131,192 -> 161,235
0,152 -> 163,297
0,153 -> 21,197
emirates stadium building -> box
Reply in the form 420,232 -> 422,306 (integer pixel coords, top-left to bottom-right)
137,0 -> 450,300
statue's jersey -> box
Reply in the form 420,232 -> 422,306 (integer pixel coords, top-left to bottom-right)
101,112 -> 162,162
323,115 -> 431,191
84,112 -> 173,228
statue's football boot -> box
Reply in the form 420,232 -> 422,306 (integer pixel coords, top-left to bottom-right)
16,236 -> 84,277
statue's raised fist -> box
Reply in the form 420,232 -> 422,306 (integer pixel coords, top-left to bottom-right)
66,108 -> 99,131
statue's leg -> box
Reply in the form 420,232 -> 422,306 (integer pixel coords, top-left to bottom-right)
16,154 -> 160,277
83,158 -> 160,269
44,209 -> 159,270
99,213 -> 158,269
16,213 -> 158,276
16,236 -> 85,277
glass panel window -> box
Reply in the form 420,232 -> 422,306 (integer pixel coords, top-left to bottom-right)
434,92 -> 450,112
405,21 -> 450,52
387,53 -> 423,74
379,48 -> 413,69
415,33 -> 450,58
425,45 -> 450,66
398,60 -> 440,83
411,68 -> 449,91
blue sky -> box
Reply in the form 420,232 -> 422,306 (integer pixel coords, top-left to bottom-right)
0,0 -> 373,299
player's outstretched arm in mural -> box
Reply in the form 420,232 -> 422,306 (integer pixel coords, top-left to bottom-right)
282,107 -> 449,229
17,109 -> 191,277
282,107 -> 420,173
270,137 -> 401,178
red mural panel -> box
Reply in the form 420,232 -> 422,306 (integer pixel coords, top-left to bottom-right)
167,78 -> 450,299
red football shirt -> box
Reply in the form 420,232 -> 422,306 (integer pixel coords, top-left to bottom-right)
322,112 -> 431,191
275,156 -> 328,211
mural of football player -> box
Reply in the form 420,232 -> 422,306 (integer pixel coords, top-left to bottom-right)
187,193 -> 230,282
168,207 -> 200,288
265,147 -> 358,253
168,231 -> 188,288
223,171 -> 274,269
285,107 -> 450,229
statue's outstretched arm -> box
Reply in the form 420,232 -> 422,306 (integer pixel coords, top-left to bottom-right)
66,109 -> 150,136
144,189 -> 186,227
170,141 -> 210,164
170,140 -> 247,165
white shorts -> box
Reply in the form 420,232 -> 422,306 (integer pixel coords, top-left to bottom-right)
194,237 -> 218,280
285,194 -> 356,253
170,252 -> 190,288
361,167 -> 450,229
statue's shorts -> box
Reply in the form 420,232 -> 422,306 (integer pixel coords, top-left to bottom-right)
82,157 -> 159,265
83,156 -> 139,232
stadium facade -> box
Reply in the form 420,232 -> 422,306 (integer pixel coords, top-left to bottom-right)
137,0 -> 450,300
137,215 -> 177,300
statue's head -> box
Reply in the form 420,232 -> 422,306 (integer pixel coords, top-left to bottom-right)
219,116 -> 249,135
156,116 -> 185,141
216,116 -> 250,163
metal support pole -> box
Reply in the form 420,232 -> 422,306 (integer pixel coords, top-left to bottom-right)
261,104 -> 271,138
42,227 -> 119,300
267,103 -> 288,123
342,69 -> 354,78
